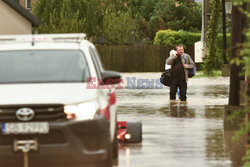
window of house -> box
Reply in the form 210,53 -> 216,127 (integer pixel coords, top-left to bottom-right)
25,0 -> 31,9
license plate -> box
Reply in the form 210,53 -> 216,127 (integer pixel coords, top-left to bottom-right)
2,122 -> 49,135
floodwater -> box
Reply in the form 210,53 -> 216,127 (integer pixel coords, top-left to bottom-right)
116,73 -> 245,167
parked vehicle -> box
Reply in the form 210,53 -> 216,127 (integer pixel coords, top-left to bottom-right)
0,34 -> 120,167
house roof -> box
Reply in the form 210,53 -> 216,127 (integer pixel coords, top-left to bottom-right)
3,0 -> 42,27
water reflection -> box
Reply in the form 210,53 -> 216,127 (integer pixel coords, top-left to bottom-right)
203,106 -> 230,164
224,131 -> 246,167
159,102 -> 195,118
117,143 -> 142,167
204,105 -> 224,119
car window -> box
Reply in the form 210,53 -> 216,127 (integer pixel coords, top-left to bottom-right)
0,50 -> 90,83
91,47 -> 104,71
89,47 -> 102,79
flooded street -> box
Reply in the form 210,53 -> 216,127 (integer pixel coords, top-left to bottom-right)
116,73 -> 237,167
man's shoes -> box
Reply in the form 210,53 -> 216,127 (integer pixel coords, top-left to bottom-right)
170,100 -> 179,104
180,101 -> 187,105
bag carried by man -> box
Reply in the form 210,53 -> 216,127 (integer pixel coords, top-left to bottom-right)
184,54 -> 196,78
160,69 -> 172,86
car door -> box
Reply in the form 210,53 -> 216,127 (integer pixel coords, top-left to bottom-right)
88,45 -> 117,142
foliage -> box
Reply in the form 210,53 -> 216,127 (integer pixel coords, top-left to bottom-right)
243,42 -> 250,76
178,31 -> 202,45
32,0 -> 202,43
203,0 -> 222,75
153,29 -> 200,47
154,30 -> 249,49
154,29 -> 186,47
33,0 -> 140,43
127,0 -> 202,40
235,43 -> 250,167
32,0 -> 103,38
101,11 -> 138,44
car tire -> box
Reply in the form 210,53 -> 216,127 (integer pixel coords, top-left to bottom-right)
126,121 -> 142,143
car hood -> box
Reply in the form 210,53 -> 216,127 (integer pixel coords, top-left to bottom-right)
0,83 -> 99,105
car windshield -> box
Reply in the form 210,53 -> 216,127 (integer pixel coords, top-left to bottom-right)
0,50 -> 91,83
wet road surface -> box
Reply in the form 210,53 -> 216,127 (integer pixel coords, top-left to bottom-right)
116,73 -> 235,167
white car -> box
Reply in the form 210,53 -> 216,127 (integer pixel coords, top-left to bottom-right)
0,34 -> 120,167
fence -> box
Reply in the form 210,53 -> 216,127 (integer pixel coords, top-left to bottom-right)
96,44 -> 194,72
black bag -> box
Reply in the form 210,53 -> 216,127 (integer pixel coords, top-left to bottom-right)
160,69 -> 172,86
184,54 -> 196,78
188,67 -> 196,78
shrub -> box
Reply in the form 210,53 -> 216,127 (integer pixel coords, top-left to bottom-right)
153,29 -> 200,47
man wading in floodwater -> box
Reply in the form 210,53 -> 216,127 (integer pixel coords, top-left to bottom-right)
166,45 -> 195,103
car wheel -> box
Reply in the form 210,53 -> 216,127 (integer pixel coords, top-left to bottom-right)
126,121 -> 142,142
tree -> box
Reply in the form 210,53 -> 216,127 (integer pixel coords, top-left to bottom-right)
203,0 -> 222,75
33,0 -> 104,38
102,11 -> 138,44
127,0 -> 202,39
228,3 -> 249,165
228,3 -> 247,106
32,0 -> 203,43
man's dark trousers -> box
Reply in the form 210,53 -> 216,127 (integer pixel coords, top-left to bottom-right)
170,78 -> 187,101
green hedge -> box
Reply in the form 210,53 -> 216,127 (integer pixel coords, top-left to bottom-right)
154,29 -> 250,48
153,29 -> 200,47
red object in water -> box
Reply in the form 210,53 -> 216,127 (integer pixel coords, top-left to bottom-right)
117,121 -> 128,141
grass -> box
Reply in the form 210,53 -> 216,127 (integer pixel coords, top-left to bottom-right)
193,70 -> 222,78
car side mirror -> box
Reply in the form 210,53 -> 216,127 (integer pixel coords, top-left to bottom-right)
101,71 -> 121,85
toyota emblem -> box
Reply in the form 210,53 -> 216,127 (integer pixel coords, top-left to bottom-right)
16,108 -> 35,121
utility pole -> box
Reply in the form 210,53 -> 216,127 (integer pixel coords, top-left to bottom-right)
221,0 -> 227,64
228,4 -> 247,106
201,0 -> 210,61
202,0 -> 210,43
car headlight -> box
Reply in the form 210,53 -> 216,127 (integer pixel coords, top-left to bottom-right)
64,101 -> 100,120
